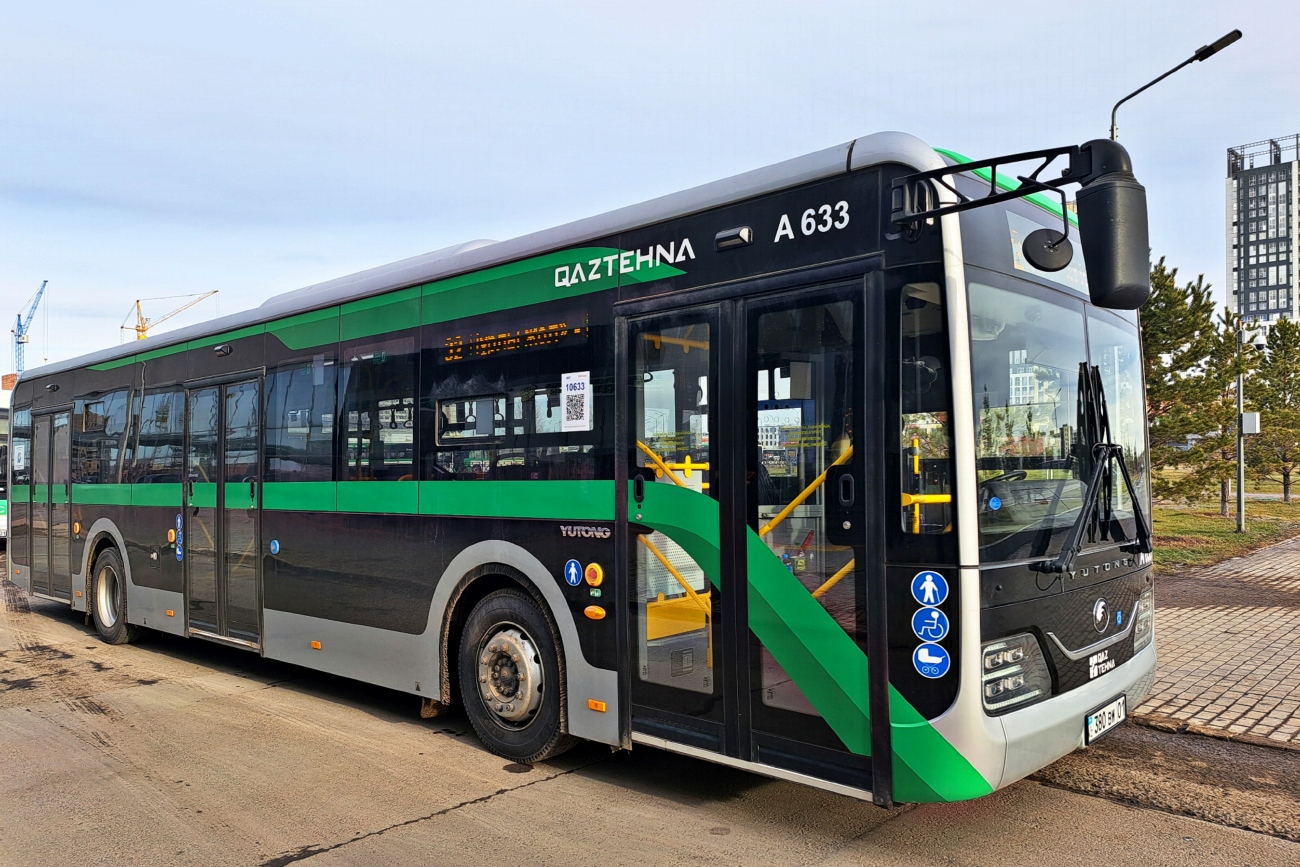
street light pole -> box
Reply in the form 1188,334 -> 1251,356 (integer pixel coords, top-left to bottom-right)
1110,30 -> 1242,141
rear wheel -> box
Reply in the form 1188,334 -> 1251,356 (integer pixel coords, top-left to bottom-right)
92,548 -> 140,645
458,588 -> 575,763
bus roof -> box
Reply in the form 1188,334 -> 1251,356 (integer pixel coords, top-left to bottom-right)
20,132 -> 945,382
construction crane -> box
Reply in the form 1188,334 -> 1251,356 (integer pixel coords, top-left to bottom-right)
12,279 -> 48,376
121,291 -> 218,341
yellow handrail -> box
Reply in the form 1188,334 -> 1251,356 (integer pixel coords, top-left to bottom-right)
637,535 -> 711,614
636,440 -> 687,488
811,558 -> 855,599
758,445 -> 854,538
901,493 -> 953,506
642,333 -> 709,353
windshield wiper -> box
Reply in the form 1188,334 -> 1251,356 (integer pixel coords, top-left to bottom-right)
1037,364 -> 1152,574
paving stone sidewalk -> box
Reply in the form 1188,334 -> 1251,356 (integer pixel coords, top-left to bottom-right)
1135,534 -> 1300,748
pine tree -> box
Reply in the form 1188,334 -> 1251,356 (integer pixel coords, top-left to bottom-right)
1248,317 -> 1300,502
1141,259 -> 1243,504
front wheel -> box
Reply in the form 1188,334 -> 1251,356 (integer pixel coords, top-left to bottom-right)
458,588 -> 575,763
92,548 -> 140,645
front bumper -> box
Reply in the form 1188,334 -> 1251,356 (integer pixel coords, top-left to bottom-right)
995,638 -> 1156,788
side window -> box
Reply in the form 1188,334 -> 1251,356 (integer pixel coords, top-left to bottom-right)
339,337 -> 416,482
72,390 -> 131,484
899,282 -> 953,534
11,408 -> 32,487
128,389 -> 185,483
266,354 -> 337,482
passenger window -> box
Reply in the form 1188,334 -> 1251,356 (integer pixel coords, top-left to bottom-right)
900,282 -> 953,534
340,337 -> 417,481
73,390 -> 131,484
266,355 -> 337,482
128,389 -> 185,483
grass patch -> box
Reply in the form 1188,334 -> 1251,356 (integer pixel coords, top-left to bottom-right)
1152,499 -> 1300,571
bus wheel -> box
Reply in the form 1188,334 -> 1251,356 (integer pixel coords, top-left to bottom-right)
92,548 -> 139,645
459,588 -> 576,764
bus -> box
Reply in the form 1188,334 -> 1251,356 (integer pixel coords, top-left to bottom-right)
5,132 -> 1155,806
0,405 -> 8,545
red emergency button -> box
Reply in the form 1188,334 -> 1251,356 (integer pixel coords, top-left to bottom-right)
584,563 -> 604,587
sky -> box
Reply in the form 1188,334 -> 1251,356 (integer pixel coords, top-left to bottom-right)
2,1 -> 1295,399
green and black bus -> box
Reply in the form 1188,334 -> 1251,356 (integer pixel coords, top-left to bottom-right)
5,132 -> 1156,805
0,405 -> 9,545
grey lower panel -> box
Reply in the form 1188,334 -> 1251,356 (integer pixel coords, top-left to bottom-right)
9,562 -> 31,593
263,609 -> 436,696
127,584 -> 187,636
997,640 -> 1157,789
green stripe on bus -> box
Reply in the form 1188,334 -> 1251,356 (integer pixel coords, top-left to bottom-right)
263,481 -> 337,512
189,483 -> 217,509
636,482 -> 993,803
267,307 -> 338,351
11,485 -> 30,502
133,484 -> 183,507
418,480 -> 614,520
337,480 -> 419,514
72,484 -> 133,506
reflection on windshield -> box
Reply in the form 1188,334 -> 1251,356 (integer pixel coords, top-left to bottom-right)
969,276 -> 1147,562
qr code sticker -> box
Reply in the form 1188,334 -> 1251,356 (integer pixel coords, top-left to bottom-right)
565,393 -> 585,422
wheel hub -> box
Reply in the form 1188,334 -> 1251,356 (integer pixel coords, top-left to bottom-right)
477,626 -> 543,725
96,566 -> 119,629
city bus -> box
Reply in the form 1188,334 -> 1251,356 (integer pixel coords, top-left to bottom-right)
1,405 -> 8,545
5,132 -> 1156,806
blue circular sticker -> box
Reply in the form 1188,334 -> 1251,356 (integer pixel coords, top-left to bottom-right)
270,539 -> 281,555
989,496 -> 1002,511
563,559 -> 582,586
912,643 -> 951,679
175,546 -> 184,562
910,571 -> 949,607
911,607 -> 950,643
176,514 -> 183,531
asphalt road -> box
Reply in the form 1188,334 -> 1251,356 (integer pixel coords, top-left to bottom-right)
2,555 -> 1297,866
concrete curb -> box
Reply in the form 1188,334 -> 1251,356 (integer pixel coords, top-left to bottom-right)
1132,712 -> 1300,753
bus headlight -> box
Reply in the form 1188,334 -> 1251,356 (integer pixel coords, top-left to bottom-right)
982,633 -> 1051,714
1132,587 -> 1154,652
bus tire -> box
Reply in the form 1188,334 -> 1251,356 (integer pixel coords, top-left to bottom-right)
458,588 -> 576,764
92,548 -> 139,645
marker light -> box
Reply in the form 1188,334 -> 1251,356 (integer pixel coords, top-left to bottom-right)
310,640 -> 322,650
583,606 -> 606,620
981,633 -> 1051,714
587,699 -> 607,713
1132,587 -> 1155,652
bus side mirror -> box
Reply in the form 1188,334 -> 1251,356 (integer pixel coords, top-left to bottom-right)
1075,139 -> 1150,310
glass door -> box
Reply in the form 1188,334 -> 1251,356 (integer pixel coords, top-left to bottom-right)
627,307 -> 725,747
28,411 -> 72,599
743,285 -> 876,787
622,281 -> 883,788
185,378 -> 262,646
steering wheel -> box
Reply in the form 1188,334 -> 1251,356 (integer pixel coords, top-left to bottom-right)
979,470 -> 1027,487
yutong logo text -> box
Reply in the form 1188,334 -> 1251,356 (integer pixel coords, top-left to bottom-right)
561,525 -> 611,539
554,240 -> 696,288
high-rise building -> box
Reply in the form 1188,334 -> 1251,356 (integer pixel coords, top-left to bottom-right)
1226,136 -> 1300,329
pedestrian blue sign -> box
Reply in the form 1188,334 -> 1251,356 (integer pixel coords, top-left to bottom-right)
911,607 -> 950,642
175,514 -> 183,531
910,570 -> 949,607
564,559 -> 582,586
913,643 -> 951,679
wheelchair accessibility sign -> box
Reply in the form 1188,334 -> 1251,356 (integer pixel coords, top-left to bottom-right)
913,643 -> 951,679
911,608 -> 950,643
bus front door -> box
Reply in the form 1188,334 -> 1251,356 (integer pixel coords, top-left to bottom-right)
625,280 -> 887,796
29,410 -> 72,600
185,378 -> 262,648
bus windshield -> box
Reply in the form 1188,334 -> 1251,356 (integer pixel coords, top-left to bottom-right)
968,269 -> 1148,563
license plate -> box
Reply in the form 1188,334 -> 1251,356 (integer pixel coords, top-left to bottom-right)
1085,695 -> 1126,743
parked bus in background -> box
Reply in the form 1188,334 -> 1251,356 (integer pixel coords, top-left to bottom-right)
5,132 -> 1155,806
0,405 -> 9,545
